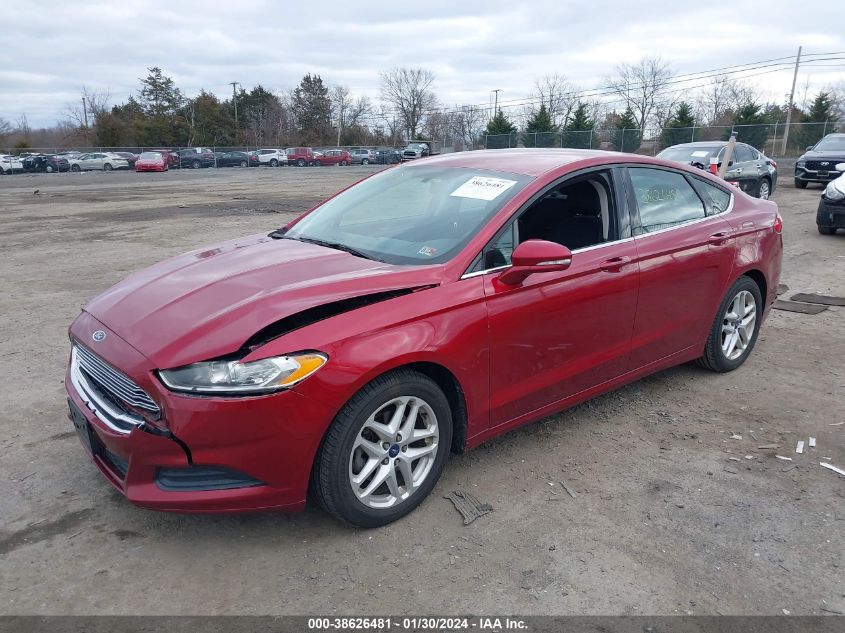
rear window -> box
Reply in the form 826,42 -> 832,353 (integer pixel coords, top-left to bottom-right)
658,146 -> 721,165
139,152 -> 161,159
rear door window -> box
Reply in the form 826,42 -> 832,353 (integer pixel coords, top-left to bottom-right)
628,167 -> 706,234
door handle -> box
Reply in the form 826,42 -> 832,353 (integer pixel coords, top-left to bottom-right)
708,232 -> 729,246
601,256 -> 631,272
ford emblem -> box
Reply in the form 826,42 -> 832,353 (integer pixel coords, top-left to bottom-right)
92,330 -> 106,342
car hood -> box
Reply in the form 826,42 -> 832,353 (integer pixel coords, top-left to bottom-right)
83,234 -> 442,368
800,150 -> 845,162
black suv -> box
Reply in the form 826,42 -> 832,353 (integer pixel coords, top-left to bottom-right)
178,147 -> 216,169
795,133 -> 845,189
23,154 -> 70,173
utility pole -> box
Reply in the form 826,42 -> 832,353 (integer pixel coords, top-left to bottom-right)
229,81 -> 240,123
491,89 -> 501,117
82,97 -> 89,129
780,46 -> 802,156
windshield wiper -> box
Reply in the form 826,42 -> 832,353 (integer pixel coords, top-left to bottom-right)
284,236 -> 381,262
268,228 -> 288,239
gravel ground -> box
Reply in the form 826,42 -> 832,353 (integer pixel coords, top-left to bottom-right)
0,165 -> 843,616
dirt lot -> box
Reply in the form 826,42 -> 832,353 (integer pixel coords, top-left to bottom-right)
0,165 -> 843,616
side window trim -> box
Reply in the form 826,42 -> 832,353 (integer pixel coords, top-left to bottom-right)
687,175 -> 735,216
461,166 -> 628,278
623,165 -> 709,237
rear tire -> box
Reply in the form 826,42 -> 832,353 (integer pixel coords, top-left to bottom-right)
270,158 -> 278,167
311,369 -> 452,527
71,164 -> 81,172
361,158 -> 369,165
818,225 -> 837,235
794,179 -> 807,189
297,159 -> 306,167
755,178 -> 771,199
46,165 -> 54,173
240,160 -> 247,168
696,277 -> 763,373
191,159 -> 201,169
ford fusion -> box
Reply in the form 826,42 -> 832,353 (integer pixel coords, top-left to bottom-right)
67,149 -> 783,527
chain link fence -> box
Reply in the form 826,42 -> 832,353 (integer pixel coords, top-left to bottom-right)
485,121 -> 842,158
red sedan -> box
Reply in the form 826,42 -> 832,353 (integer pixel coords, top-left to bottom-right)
135,151 -> 169,172
66,149 -> 782,527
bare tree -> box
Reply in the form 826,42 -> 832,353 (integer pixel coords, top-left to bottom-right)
0,116 -> 10,143
450,104 -> 487,150
695,75 -> 755,125
606,56 -> 674,134
379,67 -> 437,139
64,87 -> 111,144
528,74 -> 578,127
331,85 -> 372,145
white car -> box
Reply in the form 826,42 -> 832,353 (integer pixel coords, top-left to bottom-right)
0,154 -> 24,174
69,152 -> 130,172
252,149 -> 288,166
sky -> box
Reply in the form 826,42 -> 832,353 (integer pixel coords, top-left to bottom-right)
2,0 -> 843,128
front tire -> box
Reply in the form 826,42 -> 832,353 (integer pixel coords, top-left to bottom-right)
270,158 -> 278,167
697,277 -> 763,373
240,160 -> 247,168
794,179 -> 807,189
191,159 -> 201,169
103,163 -> 113,172
71,164 -> 81,172
311,369 -> 452,527
361,158 -> 369,165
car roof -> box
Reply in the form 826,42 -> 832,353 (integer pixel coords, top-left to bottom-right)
411,148 -> 635,177
663,142 -> 731,149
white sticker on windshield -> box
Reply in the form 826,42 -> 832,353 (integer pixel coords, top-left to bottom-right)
450,176 -> 518,201
690,151 -> 710,158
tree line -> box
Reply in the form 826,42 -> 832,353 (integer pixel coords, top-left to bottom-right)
1,57 -> 842,153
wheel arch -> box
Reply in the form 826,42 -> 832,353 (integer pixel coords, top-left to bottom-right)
741,268 -> 768,306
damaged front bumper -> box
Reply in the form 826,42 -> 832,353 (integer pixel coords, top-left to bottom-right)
66,312 -> 335,513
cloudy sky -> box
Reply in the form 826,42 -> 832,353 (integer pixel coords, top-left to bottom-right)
2,0 -> 843,127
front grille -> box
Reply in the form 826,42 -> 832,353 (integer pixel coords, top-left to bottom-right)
75,345 -> 159,415
806,160 -> 839,171
155,466 -> 264,492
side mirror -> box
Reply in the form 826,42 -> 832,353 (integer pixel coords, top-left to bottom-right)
806,146 -> 814,152
498,240 -> 572,285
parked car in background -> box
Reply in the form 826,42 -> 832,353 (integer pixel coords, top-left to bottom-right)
149,149 -> 180,168
349,148 -> 376,165
113,152 -> 139,168
252,149 -> 287,167
57,151 -> 84,162
0,154 -> 24,174
375,149 -> 402,165
65,149 -> 782,527
795,133 -> 845,189
178,148 -> 216,169
657,141 -> 777,199
215,151 -> 252,168
314,149 -> 351,166
23,154 -> 70,173
135,151 -> 169,172
70,152 -> 130,172
402,141 -> 433,161
816,162 -> 845,235
287,147 -> 316,166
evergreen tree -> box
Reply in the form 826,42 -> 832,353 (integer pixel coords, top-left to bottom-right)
483,109 -> 517,148
185,91 -> 237,146
612,107 -> 641,152
724,102 -> 770,150
660,102 -> 696,148
562,102 -> 594,149
798,92 -> 836,149
291,74 -> 333,145
523,104 -> 558,147
136,67 -> 187,146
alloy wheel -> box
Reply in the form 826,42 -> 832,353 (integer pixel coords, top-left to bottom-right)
758,180 -> 770,199
721,290 -> 757,361
348,395 -> 439,509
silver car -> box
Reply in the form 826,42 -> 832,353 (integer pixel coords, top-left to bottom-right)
349,149 -> 376,165
70,152 -> 130,172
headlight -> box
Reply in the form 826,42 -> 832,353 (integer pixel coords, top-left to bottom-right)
824,180 -> 845,201
796,160 -> 805,168
159,352 -> 327,394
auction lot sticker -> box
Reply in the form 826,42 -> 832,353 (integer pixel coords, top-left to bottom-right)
451,175 -> 517,201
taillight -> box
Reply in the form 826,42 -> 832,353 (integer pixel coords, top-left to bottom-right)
773,214 -> 783,234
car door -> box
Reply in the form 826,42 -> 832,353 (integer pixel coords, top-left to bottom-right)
482,168 -> 640,428
625,166 -> 736,370
725,144 -> 757,195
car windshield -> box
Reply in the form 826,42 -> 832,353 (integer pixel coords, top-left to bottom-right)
139,152 -> 161,159
813,136 -> 845,152
658,146 -> 721,164
285,165 -> 532,265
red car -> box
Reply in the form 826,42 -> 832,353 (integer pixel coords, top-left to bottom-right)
135,151 -> 169,172
66,149 -> 782,527
286,146 -> 316,166
314,149 -> 351,166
